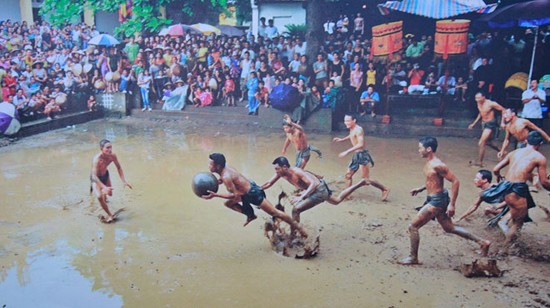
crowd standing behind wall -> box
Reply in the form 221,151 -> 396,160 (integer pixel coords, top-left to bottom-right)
1,18 -> 549,125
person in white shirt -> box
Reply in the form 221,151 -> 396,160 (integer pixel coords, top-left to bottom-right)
293,38 -> 307,57
521,79 -> 546,128
265,19 -> 279,39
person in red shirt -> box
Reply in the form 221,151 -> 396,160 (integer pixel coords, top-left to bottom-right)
269,52 -> 285,78
222,74 -> 236,106
255,81 -> 270,107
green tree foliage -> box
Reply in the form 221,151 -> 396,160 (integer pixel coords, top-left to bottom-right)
283,24 -> 307,38
39,0 -> 237,37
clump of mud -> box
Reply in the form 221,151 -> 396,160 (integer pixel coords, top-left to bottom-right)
263,191 -> 320,259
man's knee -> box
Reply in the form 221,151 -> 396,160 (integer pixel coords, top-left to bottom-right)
408,224 -> 418,233
345,171 -> 354,180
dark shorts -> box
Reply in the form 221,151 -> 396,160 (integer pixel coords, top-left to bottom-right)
481,181 -> 535,224
416,189 -> 450,211
482,119 -> 498,139
348,149 -> 374,171
90,170 -> 109,185
307,179 -> 332,205
90,170 -> 109,193
241,181 -> 266,209
295,145 -> 322,167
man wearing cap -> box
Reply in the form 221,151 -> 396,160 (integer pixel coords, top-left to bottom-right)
490,131 -> 550,252
521,79 -> 546,129
203,153 -> 308,238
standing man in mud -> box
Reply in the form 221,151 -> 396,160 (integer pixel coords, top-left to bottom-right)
262,156 -> 367,223
399,136 -> 491,265
333,114 -> 390,201
490,131 -> 550,252
202,153 -> 308,238
498,108 -> 550,159
468,91 -> 506,167
281,114 -> 322,169
91,139 -> 133,223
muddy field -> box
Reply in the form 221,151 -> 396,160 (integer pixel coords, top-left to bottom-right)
0,118 -> 549,307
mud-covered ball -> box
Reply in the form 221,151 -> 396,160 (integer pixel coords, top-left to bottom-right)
192,172 -> 219,197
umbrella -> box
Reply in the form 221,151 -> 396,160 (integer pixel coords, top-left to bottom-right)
0,102 -> 21,136
217,25 -> 245,37
476,0 -> 550,28
161,24 -> 200,37
378,0 -> 498,19
191,23 -> 221,36
476,0 -> 550,81
88,34 -> 120,46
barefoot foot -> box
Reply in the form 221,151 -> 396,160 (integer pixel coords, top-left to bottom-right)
382,189 -> 390,202
398,256 -> 421,265
480,240 -> 491,257
243,215 -> 257,227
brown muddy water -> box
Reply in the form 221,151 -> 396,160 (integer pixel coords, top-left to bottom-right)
1,118 -> 549,307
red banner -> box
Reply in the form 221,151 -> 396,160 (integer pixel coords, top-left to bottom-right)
371,21 -> 403,58
434,19 -> 469,58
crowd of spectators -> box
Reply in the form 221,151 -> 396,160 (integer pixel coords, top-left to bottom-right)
1,16 -> 549,124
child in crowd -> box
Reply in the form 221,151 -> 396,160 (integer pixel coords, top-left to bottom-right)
119,69 -> 133,94
330,71 -> 342,88
455,76 -> 467,103
161,83 -> 173,103
87,94 -> 97,111
222,74 -> 236,106
255,81 -> 270,108
138,70 -> 152,111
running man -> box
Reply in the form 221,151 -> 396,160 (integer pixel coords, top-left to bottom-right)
498,108 -> 550,159
333,114 -> 389,201
281,114 -> 322,169
262,156 -> 367,222
202,153 -> 308,238
90,139 -> 133,223
490,131 -> 550,252
468,91 -> 505,167
399,136 -> 490,265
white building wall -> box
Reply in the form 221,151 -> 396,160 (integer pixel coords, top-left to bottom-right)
95,11 -> 120,34
257,2 -> 305,36
0,0 -> 22,22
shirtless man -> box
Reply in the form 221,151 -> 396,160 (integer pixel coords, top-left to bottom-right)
490,131 -> 550,252
333,114 -> 389,201
456,170 -> 508,230
262,156 -> 367,222
90,139 -> 133,223
468,91 -> 505,167
202,153 -> 308,238
281,114 -> 322,169
498,108 -> 550,159
399,136 -> 490,265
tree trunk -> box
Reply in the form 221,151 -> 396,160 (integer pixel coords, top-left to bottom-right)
305,0 -> 324,61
